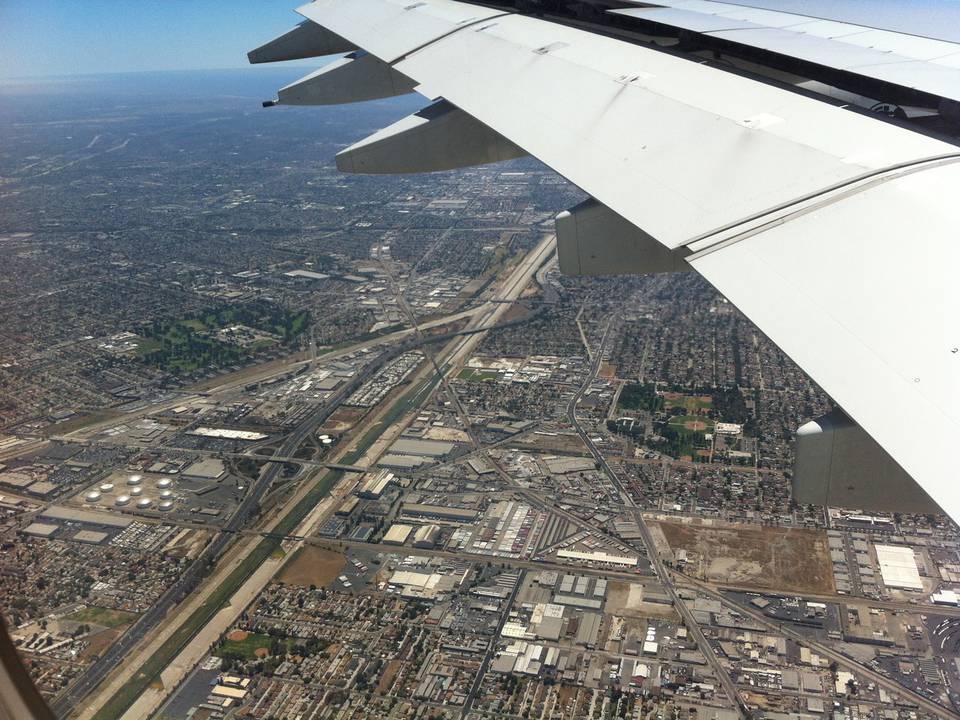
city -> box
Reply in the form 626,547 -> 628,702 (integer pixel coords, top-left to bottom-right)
0,61 -> 959,720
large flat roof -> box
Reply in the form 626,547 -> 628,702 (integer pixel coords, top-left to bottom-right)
388,437 -> 455,457
23,522 -> 58,537
875,544 -> 923,591
39,505 -> 132,529
401,503 -> 478,522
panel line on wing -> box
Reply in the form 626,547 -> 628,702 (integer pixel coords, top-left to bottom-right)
684,152 -> 960,257
386,10 -> 512,66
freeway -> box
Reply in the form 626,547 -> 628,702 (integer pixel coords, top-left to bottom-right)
63,231 -> 559,720
52,328 -> 468,716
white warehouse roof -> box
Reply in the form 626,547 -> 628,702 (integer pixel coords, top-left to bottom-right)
875,544 -> 923,591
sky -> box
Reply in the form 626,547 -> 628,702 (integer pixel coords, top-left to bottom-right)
2,0 -> 960,80
0,1 -> 311,79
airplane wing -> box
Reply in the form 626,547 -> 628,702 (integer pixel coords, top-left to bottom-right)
251,0 -> 960,521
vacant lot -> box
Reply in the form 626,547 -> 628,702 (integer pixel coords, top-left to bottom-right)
606,581 -> 679,620
68,606 -> 138,629
277,546 -> 345,588
656,519 -> 834,594
321,406 -> 366,433
80,627 -> 126,661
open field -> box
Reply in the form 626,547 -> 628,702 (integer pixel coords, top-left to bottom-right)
654,519 -> 835,594
218,632 -> 276,660
68,607 -> 139,629
662,393 -> 712,413
321,405 -> 366,433
277,546 -> 346,588
81,628 -> 127,661
457,367 -> 499,382
667,414 -> 715,433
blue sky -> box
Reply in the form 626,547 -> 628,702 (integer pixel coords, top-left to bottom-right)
2,0 -> 960,79
0,1 -> 312,79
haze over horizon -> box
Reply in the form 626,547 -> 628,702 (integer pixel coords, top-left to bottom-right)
3,0 -> 960,80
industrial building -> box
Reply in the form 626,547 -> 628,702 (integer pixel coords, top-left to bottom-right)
23,522 -> 58,538
556,548 -> 638,567
358,469 -> 395,499
413,524 -> 441,548
377,454 -> 428,470
387,437 -> 455,458
188,427 -> 267,441
183,458 -> 227,481
39,505 -> 133,529
875,544 -> 923,590
73,530 -> 109,544
382,523 -> 414,545
336,495 -> 360,516
400,503 -> 478,524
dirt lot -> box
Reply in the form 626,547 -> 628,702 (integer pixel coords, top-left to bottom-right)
80,626 -> 128,661
377,659 -> 403,694
605,581 -> 679,620
655,519 -> 835,594
277,546 -> 346,587
320,406 -> 366,434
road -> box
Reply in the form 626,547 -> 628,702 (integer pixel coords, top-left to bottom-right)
683,573 -> 960,719
62,231 -> 558,719
564,319 -> 748,713
52,327 -> 476,716
461,570 -> 526,717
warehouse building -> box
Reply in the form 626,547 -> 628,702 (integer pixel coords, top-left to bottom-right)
383,523 -> 414,545
556,548 -> 638,567
875,544 -> 923,591
336,496 -> 360,516
413,524 -> 441,548
358,470 -> 395,499
400,503 -> 478,524
183,458 -> 227,481
387,438 -> 455,458
23,522 -> 58,538
39,505 -> 132,529
378,454 -> 428,470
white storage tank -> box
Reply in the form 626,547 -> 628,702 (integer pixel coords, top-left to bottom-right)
137,497 -> 152,509
84,490 -> 101,503
130,486 -> 143,497
115,494 -> 131,506
126,474 -> 143,486
157,478 -> 173,489
99,483 -> 115,493
158,500 -> 174,511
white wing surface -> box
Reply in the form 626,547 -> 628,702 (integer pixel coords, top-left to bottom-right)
255,0 -> 960,520
613,0 -> 960,103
